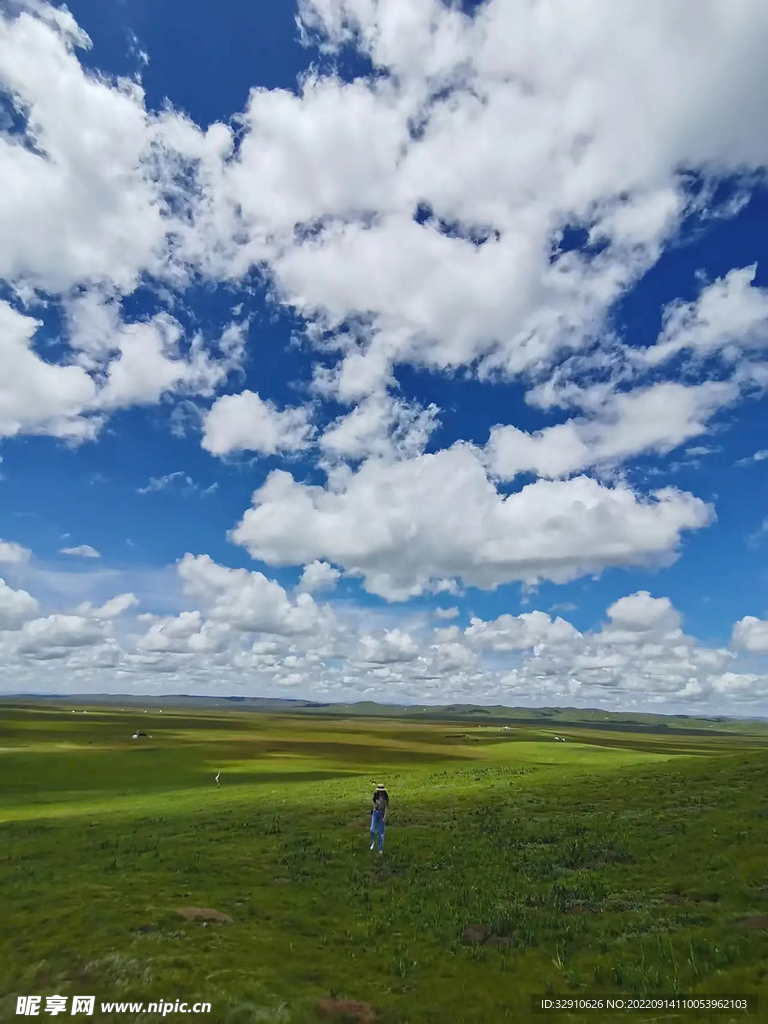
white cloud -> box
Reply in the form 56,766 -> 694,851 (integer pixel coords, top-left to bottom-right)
60,545 -> 101,559
605,591 -> 682,637
465,610 -> 582,651
685,445 -> 720,458
486,381 -> 737,481
16,613 -> 106,656
91,315 -> 237,412
177,553 -> 334,636
0,552 -> 764,712
0,538 -> 31,564
230,447 -> 712,600
433,606 -> 459,620
0,6 -> 245,441
358,628 -> 419,664
737,449 -> 768,466
209,0 -> 768,392
76,593 -> 139,620
136,610 -> 231,654
732,616 -> 768,654
641,266 -> 768,367
320,392 -> 438,462
0,6 -> 166,293
137,471 -> 195,495
1,0 -> 768,446
0,302 -> 99,440
0,293 -> 245,444
202,390 -> 313,457
1,2 -> 768,713
0,577 -> 39,629
297,560 -> 340,593
550,602 -> 577,614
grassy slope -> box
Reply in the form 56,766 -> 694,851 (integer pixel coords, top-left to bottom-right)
1,704 -> 767,1023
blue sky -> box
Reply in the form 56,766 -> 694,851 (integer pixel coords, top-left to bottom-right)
0,0 -> 767,711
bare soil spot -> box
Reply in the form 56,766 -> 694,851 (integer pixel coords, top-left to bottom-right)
736,915 -> 768,930
565,902 -> 600,915
175,907 -> 232,924
461,924 -> 511,946
594,849 -> 635,865
462,924 -> 490,945
663,892 -> 720,906
317,998 -> 376,1023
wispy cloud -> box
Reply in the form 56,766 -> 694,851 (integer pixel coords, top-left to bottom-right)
137,471 -> 217,497
685,445 -> 721,457
737,449 -> 768,467
747,517 -> 768,547
60,545 -> 101,559
138,471 -> 193,495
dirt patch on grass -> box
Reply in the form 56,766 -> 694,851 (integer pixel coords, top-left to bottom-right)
663,892 -> 720,906
736,915 -> 768,930
462,924 -> 490,945
565,902 -> 600,915
461,924 -> 511,946
317,998 -> 376,1022
175,907 -> 232,924
594,849 -> 635,866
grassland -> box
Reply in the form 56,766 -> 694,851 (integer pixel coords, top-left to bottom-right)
1,701 -> 768,1023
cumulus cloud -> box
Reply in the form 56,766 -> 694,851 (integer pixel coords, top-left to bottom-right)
89,314 -> 240,412
464,610 -> 582,651
486,381 -> 738,481
230,447 -> 712,599
1,2 -> 768,714
16,614 -> 106,657
1,0 -> 767,447
177,553 -> 335,635
640,266 -> 768,367
202,390 -> 313,457
0,6 -> 168,293
732,616 -> 768,654
208,0 -> 768,392
0,8 -> 245,441
433,606 -> 459,620
297,560 -> 340,593
0,551 -> 763,712
0,302 -> 99,440
0,539 -> 31,564
0,295 -> 244,443
0,578 -> 39,630
75,593 -> 139,620
135,610 -> 232,655
605,591 -> 682,635
359,629 -> 420,664
60,545 -> 101,559
320,392 -> 438,462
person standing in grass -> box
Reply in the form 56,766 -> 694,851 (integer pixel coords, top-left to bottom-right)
370,784 -> 388,854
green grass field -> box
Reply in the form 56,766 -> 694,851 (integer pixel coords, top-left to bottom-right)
2,701 -> 768,1024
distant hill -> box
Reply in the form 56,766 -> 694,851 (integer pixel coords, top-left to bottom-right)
1,692 -> 767,735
